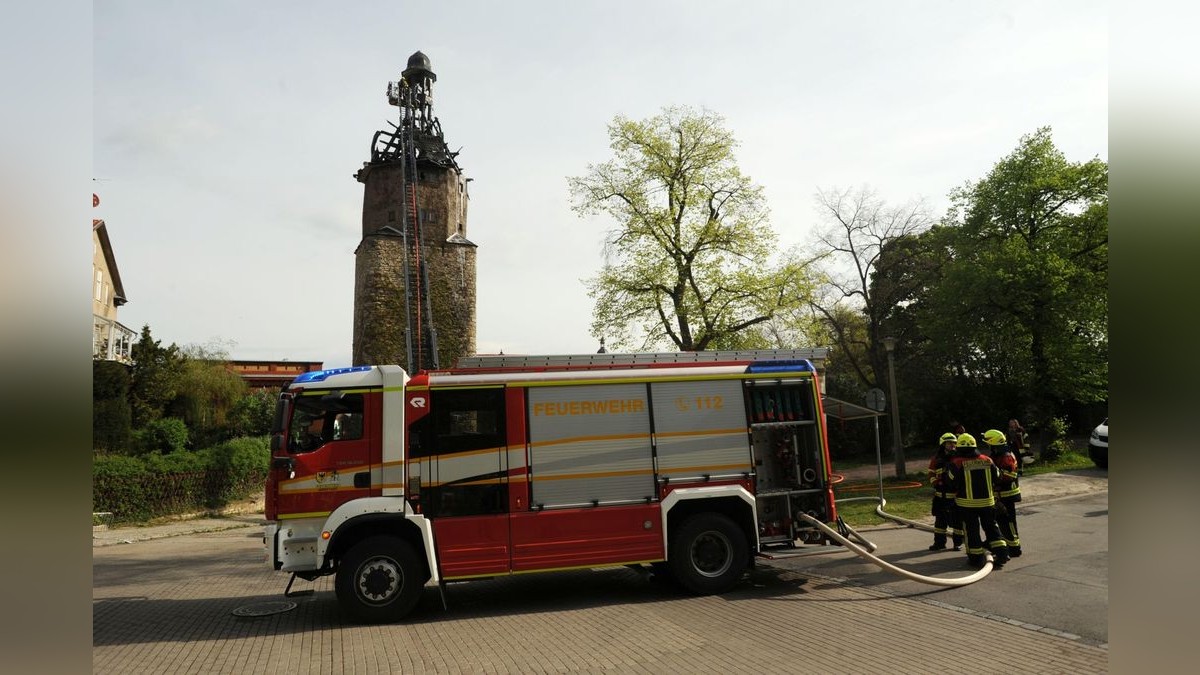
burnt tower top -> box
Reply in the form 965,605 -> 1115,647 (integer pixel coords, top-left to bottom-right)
359,50 -> 458,175
402,51 -> 436,83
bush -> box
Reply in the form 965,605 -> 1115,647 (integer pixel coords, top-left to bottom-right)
206,436 -> 271,507
93,435 -> 270,524
1040,415 -> 1076,463
134,417 -> 190,454
92,455 -> 154,522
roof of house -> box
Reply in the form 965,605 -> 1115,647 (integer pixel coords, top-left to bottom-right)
93,219 -> 128,306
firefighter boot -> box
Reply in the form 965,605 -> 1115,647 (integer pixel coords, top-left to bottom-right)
967,553 -> 987,569
990,544 -> 1010,569
951,534 -> 963,551
1006,533 -> 1022,557
929,532 -> 947,551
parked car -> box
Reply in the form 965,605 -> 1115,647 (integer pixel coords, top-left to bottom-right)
1088,418 -> 1108,469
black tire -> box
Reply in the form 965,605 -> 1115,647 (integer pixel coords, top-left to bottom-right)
1089,445 -> 1108,469
668,513 -> 749,595
335,535 -> 427,623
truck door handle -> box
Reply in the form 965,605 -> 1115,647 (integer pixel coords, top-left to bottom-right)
354,472 -> 371,488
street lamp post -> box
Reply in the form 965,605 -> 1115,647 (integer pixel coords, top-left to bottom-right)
883,336 -> 905,478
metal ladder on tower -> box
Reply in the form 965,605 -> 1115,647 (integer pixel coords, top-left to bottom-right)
397,78 -> 439,372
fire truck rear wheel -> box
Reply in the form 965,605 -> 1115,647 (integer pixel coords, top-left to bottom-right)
335,535 -> 427,623
668,513 -> 748,595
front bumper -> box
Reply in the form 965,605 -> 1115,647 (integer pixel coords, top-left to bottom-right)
264,519 -> 324,572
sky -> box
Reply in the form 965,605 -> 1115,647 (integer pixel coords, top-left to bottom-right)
92,1 -> 1108,368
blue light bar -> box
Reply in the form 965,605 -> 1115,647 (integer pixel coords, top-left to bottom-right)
292,365 -> 373,384
746,359 -> 813,374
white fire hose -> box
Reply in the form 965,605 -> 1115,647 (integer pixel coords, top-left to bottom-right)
796,498 -> 994,587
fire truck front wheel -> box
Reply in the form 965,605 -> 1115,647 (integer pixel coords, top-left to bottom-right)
335,535 -> 427,623
668,513 -> 749,595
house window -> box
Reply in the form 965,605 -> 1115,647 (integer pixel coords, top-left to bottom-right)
95,269 -> 103,301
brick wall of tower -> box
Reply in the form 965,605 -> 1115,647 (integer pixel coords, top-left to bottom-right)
353,160 -> 477,371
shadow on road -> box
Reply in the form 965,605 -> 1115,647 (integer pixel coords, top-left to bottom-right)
94,564 -> 824,646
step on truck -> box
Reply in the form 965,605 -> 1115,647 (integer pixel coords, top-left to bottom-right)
264,350 -> 837,623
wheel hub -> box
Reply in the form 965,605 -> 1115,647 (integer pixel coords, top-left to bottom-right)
358,558 -> 402,603
692,531 -> 733,577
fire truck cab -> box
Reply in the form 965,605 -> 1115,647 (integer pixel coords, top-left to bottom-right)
264,351 -> 836,623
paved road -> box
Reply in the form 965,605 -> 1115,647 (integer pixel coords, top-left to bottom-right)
93,473 -> 1108,674
767,489 -> 1109,646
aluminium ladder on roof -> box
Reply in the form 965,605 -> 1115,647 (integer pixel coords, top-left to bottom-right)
454,348 -> 829,370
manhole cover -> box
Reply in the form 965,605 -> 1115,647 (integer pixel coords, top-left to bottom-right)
232,601 -> 297,617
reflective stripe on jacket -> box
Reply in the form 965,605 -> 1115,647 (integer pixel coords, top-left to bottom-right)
948,452 -> 998,508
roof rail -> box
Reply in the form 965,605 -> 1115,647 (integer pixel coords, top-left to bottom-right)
455,349 -> 828,370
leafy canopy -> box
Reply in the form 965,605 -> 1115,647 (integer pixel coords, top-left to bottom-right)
569,106 -> 813,351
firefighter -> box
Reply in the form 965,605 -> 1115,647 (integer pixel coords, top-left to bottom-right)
928,433 -> 964,551
1007,418 -> 1031,474
947,433 -> 1009,569
984,429 -> 1022,557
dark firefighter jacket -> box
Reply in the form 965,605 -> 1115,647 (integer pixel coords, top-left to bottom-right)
947,450 -> 1000,509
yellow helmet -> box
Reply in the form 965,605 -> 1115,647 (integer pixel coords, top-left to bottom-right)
938,432 -> 958,445
982,429 -> 1007,446
956,433 -> 977,448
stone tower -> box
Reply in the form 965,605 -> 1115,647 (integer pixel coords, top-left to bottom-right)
352,51 -> 477,372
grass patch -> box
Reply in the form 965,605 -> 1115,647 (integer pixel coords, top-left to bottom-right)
834,475 -> 930,527
831,451 -> 1096,528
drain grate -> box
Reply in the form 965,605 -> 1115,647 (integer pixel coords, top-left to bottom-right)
231,601 -> 297,617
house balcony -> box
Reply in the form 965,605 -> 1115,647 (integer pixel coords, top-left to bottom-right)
93,315 -> 135,363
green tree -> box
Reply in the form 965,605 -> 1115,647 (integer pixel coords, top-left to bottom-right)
941,127 -> 1108,429
129,325 -> 186,428
93,360 -> 132,453
866,226 -> 967,441
228,389 -> 278,438
169,341 -> 249,447
569,106 -> 815,351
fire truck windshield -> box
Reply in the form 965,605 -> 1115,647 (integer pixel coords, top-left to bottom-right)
286,392 -> 365,453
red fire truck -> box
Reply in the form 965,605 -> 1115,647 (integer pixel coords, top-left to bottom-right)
264,350 -> 837,623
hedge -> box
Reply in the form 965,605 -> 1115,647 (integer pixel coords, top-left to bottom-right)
93,436 -> 270,524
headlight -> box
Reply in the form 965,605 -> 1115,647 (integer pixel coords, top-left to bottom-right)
1091,430 -> 1100,440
